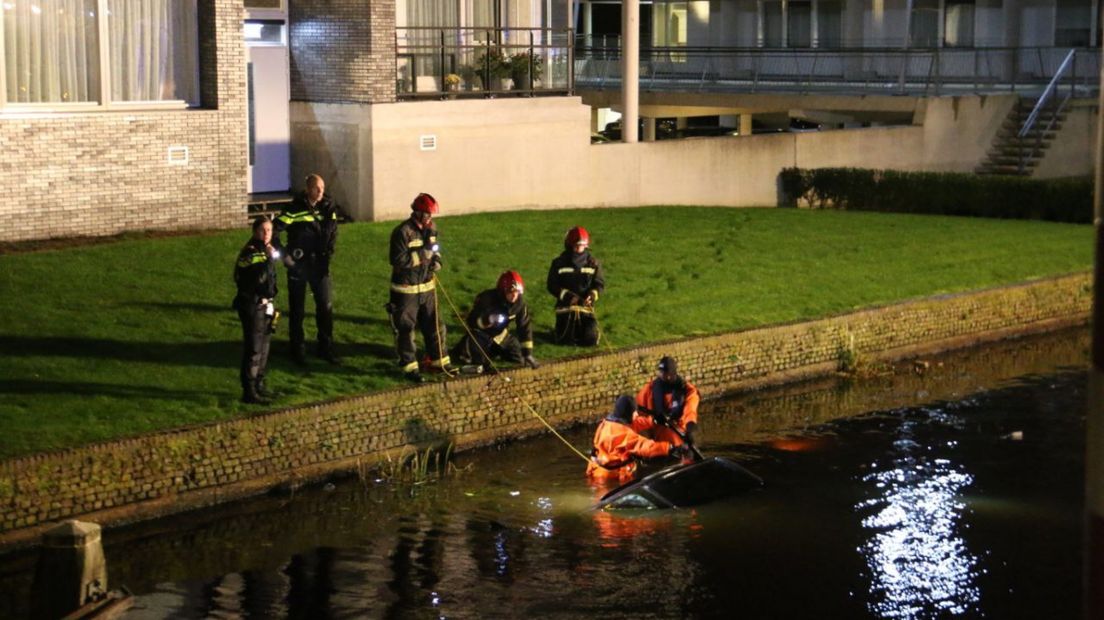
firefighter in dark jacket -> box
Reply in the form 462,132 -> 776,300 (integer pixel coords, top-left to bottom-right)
273,174 -> 340,365
546,226 -> 605,346
389,193 -> 454,381
451,270 -> 540,370
234,218 -> 279,404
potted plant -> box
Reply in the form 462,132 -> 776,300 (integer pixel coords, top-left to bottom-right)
444,73 -> 461,91
458,64 -> 481,90
508,51 -> 543,90
474,47 -> 511,90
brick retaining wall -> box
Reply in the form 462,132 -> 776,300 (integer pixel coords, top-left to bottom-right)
0,273 -> 1091,548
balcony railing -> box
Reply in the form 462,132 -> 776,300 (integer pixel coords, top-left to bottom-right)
574,44 -> 1100,97
396,27 -> 574,99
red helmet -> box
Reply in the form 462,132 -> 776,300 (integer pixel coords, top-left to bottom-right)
497,270 -> 524,296
564,226 -> 589,250
411,193 -> 439,214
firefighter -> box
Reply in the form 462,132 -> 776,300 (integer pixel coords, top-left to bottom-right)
273,174 -> 340,365
586,395 -> 687,482
388,193 -> 454,382
233,218 -> 280,404
546,226 -> 605,346
635,356 -> 701,448
451,270 -> 539,370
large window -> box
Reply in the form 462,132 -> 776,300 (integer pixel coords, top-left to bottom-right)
943,0 -> 974,47
1,0 -> 198,109
909,0 -> 940,47
1055,0 -> 1092,46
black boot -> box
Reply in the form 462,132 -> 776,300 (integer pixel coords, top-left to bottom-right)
291,344 -> 308,366
255,378 -> 277,399
242,385 -> 270,405
318,343 -> 342,365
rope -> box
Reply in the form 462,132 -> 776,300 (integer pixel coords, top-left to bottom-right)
434,275 -> 593,465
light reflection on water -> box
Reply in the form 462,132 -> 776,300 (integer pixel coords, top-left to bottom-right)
857,420 -> 981,619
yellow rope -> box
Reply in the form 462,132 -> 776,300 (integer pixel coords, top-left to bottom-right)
434,274 -> 592,464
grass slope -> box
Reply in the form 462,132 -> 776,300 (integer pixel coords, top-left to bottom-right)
0,207 -> 1092,458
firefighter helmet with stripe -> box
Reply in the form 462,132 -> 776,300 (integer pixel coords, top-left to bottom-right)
564,226 -> 589,250
411,193 -> 439,214
497,270 -> 524,296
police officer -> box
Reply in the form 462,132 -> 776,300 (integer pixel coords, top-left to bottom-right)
451,270 -> 539,370
274,174 -> 340,365
546,226 -> 605,346
389,193 -> 454,382
234,218 -> 280,404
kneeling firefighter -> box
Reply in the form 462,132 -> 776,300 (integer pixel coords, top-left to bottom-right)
635,355 -> 701,448
451,270 -> 539,370
587,395 -> 688,482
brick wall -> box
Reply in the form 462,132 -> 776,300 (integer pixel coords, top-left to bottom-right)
0,273 -> 1091,546
289,0 -> 396,104
0,1 -> 247,243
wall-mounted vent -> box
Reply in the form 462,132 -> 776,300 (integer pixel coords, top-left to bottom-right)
419,135 -> 437,151
167,146 -> 189,166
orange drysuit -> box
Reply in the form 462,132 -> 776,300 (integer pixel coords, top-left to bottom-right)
586,418 -> 673,482
635,379 -> 700,446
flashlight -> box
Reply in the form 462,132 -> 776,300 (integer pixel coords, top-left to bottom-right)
430,243 -> 440,253
493,313 -> 507,325
271,248 -> 281,260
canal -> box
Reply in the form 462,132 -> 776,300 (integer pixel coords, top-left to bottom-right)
0,328 -> 1089,618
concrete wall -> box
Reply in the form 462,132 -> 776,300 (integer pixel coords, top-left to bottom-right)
0,273 -> 1090,548
292,92 -> 1049,219
0,1 -> 247,243
1033,102 -> 1099,179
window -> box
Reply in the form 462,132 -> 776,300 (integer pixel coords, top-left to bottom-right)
788,0 -> 811,48
817,0 -> 843,48
1055,0 -> 1092,46
944,0 -> 975,47
909,0 -> 940,47
763,1 -> 784,46
1,0 -> 198,109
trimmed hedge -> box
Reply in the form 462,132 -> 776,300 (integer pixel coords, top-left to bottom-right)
778,167 -> 1092,223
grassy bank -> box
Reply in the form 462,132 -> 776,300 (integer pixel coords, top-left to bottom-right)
0,207 -> 1092,458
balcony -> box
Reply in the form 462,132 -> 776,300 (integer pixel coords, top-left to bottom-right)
574,44 -> 1101,98
396,27 -> 575,99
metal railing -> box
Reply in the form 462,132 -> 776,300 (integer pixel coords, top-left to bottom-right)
396,27 -> 574,99
1016,49 -> 1078,173
574,45 -> 1100,97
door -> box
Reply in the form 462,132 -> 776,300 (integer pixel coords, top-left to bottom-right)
247,44 -> 290,193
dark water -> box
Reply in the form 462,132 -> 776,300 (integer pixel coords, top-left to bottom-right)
0,329 -> 1090,619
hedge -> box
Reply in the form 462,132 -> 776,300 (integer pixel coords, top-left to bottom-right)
778,167 -> 1092,224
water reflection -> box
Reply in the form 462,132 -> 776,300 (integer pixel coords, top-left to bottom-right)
857,419 -> 981,619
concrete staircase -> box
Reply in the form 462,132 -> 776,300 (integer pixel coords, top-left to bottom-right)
975,97 -> 1065,177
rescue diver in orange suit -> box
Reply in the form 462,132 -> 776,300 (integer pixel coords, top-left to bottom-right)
587,395 -> 688,482
546,226 -> 605,346
635,356 -> 701,449
450,270 -> 539,369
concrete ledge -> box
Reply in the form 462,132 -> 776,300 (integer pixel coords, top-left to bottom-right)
0,272 -> 1091,550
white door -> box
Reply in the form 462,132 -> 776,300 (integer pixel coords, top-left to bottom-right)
247,45 -> 291,193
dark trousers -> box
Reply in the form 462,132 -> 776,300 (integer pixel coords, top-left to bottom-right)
390,289 -> 448,371
554,309 -> 600,346
288,262 -> 333,354
451,331 -> 523,367
238,302 -> 272,393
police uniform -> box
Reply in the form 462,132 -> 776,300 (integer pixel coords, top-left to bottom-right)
274,191 -> 339,361
451,288 -> 534,367
389,216 -> 450,374
546,249 -> 605,346
233,236 -> 278,402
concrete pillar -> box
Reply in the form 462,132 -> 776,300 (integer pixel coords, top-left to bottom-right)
643,117 -> 657,141
31,520 -> 108,619
739,113 -> 754,136
622,0 -> 639,144
583,1 -> 593,42
1088,46 -> 1104,620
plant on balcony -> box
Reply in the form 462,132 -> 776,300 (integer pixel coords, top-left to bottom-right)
474,47 -> 511,81
508,51 -> 543,88
444,73 -> 462,90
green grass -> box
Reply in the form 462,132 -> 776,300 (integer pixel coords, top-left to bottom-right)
0,207 -> 1092,459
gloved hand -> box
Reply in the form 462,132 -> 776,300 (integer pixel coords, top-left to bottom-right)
669,444 -> 690,460
651,410 -> 668,427
522,352 -> 540,369
566,292 -> 581,306
584,291 -> 596,306
430,256 -> 442,273
684,422 -> 699,446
